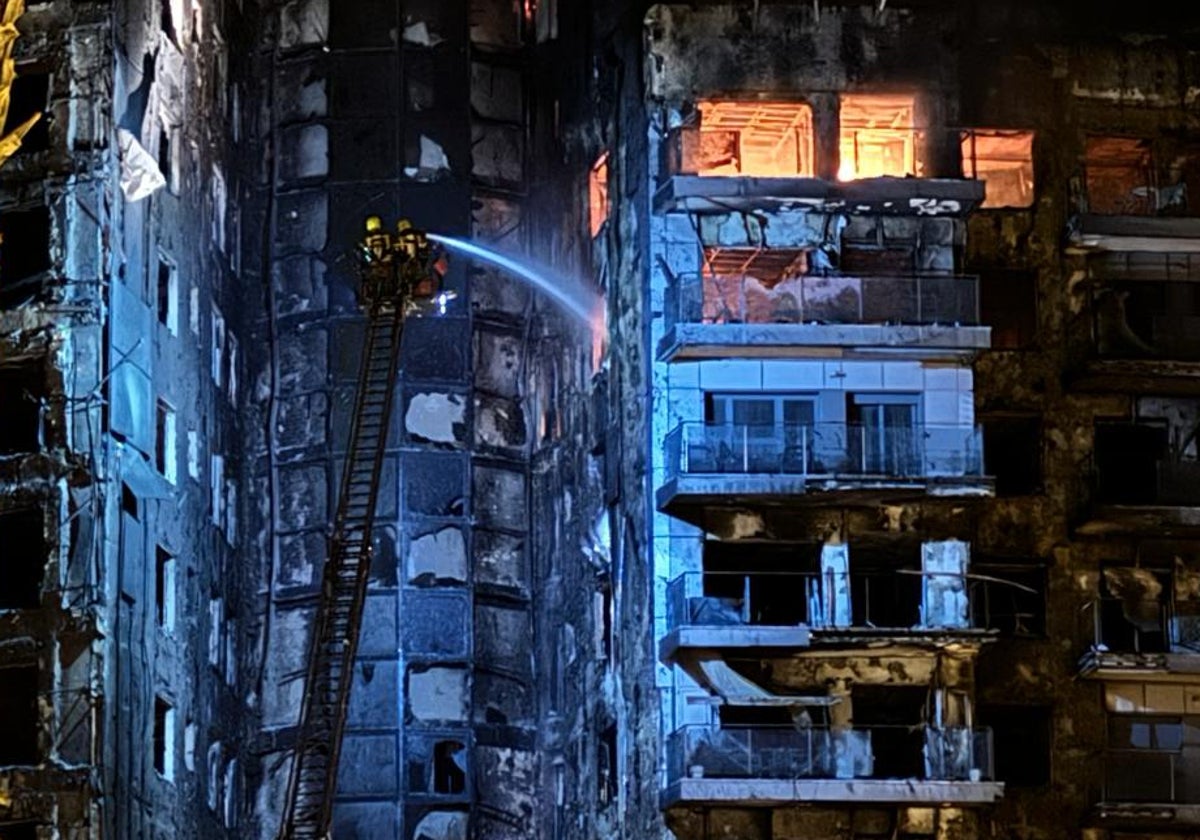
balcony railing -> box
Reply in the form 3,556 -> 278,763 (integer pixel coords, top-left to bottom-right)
666,725 -> 993,785
666,570 -> 978,632
664,273 -> 980,331
1081,597 -> 1200,656
664,423 -> 985,482
1105,749 -> 1200,804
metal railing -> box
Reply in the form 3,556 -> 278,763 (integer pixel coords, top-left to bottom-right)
666,570 -> 978,632
1104,749 -> 1200,804
664,422 -> 985,482
666,725 -> 993,785
664,273 -> 980,331
1090,281 -> 1200,362
1081,597 -> 1200,656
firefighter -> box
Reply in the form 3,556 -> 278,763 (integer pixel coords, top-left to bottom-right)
357,215 -> 395,303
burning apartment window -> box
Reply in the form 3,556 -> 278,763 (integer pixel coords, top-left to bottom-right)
979,704 -> 1050,787
156,399 -> 177,483
156,545 -> 176,632
154,696 -> 176,780
970,560 -> 1046,637
979,269 -> 1037,349
679,101 -> 814,177
1084,136 -> 1153,215
157,255 -> 178,334
0,360 -> 45,454
589,152 -> 609,238
838,94 -> 920,180
962,130 -> 1035,208
0,206 -> 52,308
0,665 -> 39,764
2,66 -> 50,154
0,507 -> 46,610
982,415 -> 1042,496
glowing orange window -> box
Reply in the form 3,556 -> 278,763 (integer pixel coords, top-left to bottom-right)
962,130 -> 1035,208
589,152 -> 609,238
838,94 -> 920,180
685,101 -> 815,177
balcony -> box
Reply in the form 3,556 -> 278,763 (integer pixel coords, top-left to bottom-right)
661,570 -> 994,663
1096,747 -> 1200,828
1078,598 -> 1200,680
663,725 -> 1002,808
1079,436 -> 1200,537
659,273 -> 990,361
658,422 -> 991,525
1072,278 -> 1200,396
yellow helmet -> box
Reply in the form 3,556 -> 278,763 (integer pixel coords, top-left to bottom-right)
396,218 -> 414,233
365,215 -> 384,233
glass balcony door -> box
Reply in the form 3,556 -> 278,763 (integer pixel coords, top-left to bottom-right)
708,394 -> 817,472
850,395 -> 919,475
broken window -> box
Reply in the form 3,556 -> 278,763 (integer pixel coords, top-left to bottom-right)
673,101 -> 814,177
0,360 -> 44,454
0,665 -> 39,764
0,206 -> 52,308
2,67 -> 50,154
979,269 -> 1037,349
0,507 -> 45,610
982,415 -> 1042,495
970,560 -> 1046,637
157,256 -> 178,334
156,546 -> 176,632
699,247 -> 809,324
853,685 -> 927,778
1104,714 -> 1200,803
589,152 -> 609,238
1085,137 -> 1153,215
1093,399 -> 1200,507
839,94 -> 921,180
1097,565 -> 1172,653
979,704 -> 1050,787
156,399 -> 177,483
432,740 -> 467,794
850,546 -> 922,628
702,540 -> 821,626
1094,280 -> 1200,361
961,130 -> 1035,208
154,696 -> 176,780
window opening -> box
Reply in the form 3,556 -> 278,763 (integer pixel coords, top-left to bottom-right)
0,666 -> 39,764
433,740 -> 467,794
157,256 -> 178,333
1085,137 -> 1153,215
156,399 -> 177,483
154,696 -> 175,780
0,507 -> 45,609
0,361 -> 44,453
982,415 -> 1042,495
850,545 -> 922,629
979,269 -> 1036,349
969,560 -> 1046,637
979,704 -> 1050,787
684,101 -> 814,177
839,94 -> 920,180
2,69 -> 50,153
852,685 -> 927,778
962,130 -> 1035,208
0,207 -> 52,308
156,545 -> 176,631
589,152 -> 609,238
702,541 -> 821,626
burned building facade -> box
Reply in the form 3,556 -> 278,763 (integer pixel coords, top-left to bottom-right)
641,4 -> 1200,840
6,1 -> 1200,840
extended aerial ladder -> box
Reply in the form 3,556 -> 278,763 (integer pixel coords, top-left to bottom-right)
278,217 -> 447,840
